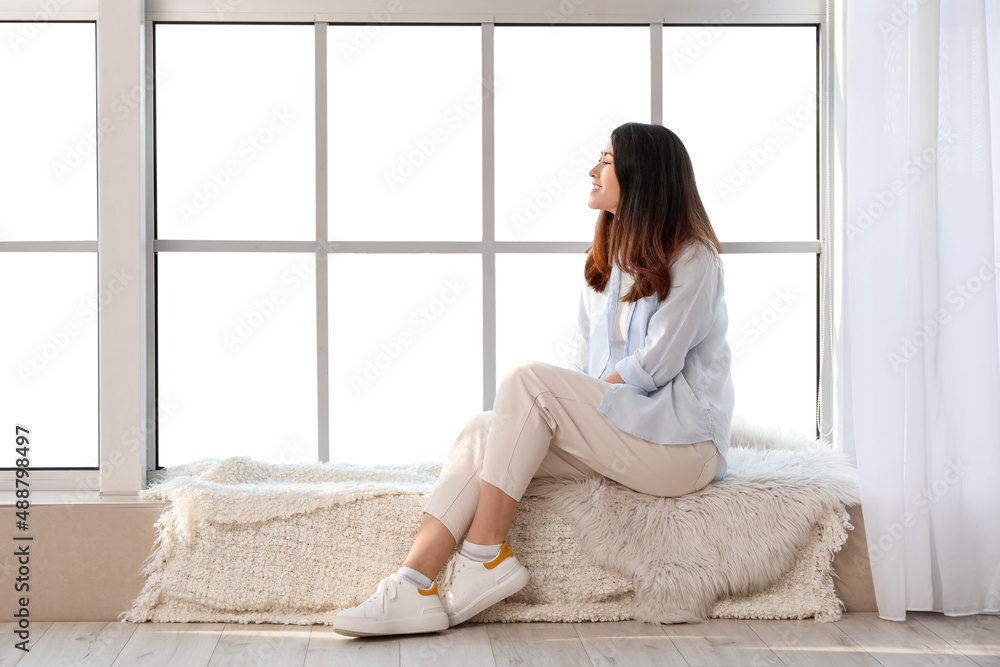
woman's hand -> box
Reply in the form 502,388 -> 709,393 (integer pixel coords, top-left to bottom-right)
601,370 -> 626,384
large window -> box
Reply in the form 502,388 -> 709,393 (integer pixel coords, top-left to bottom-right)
0,3 -> 835,494
151,21 -> 821,469
0,22 -> 98,470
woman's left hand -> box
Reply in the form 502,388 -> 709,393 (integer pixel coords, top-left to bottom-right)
601,370 -> 626,384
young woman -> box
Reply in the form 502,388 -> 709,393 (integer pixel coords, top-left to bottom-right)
333,121 -> 735,637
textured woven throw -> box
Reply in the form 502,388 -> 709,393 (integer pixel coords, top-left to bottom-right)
120,416 -> 860,625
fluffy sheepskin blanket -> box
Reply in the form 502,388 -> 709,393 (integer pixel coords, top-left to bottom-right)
120,416 -> 860,625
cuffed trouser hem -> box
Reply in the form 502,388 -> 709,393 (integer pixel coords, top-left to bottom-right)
422,504 -> 465,545
476,470 -> 526,505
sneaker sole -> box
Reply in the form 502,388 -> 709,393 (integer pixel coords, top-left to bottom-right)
333,611 -> 449,637
446,564 -> 531,627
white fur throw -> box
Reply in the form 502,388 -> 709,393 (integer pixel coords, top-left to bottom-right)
120,417 -> 860,626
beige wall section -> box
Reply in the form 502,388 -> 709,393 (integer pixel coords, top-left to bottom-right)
0,503 -> 876,622
0,504 -> 167,622
834,504 -> 878,614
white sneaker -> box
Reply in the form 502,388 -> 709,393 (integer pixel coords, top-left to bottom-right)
333,573 -> 449,637
439,541 -> 531,627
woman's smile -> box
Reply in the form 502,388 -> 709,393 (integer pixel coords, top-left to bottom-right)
587,140 -> 619,214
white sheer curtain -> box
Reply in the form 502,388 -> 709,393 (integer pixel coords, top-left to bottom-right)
844,0 -> 1000,620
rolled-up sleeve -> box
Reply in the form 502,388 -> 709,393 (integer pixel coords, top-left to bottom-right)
567,284 -> 591,375
615,245 -> 720,392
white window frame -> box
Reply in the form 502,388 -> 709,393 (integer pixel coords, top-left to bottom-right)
0,0 -> 844,497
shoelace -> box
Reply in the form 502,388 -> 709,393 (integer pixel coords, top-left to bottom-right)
366,575 -> 398,616
440,556 -> 466,598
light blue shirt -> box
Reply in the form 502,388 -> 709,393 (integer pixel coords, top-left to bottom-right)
566,240 -> 735,481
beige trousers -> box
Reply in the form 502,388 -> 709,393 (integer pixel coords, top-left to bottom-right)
423,360 -> 722,542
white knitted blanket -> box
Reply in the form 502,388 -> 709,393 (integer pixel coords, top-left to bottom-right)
120,417 -> 860,625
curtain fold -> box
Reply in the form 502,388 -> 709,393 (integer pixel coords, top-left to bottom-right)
844,0 -> 1000,620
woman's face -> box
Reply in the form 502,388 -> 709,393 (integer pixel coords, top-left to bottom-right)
588,140 -> 620,215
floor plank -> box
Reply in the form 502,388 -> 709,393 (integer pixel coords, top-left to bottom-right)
834,612 -> 979,667
304,625 -> 399,667
400,623 -> 496,666
908,612 -> 1000,666
746,618 -> 879,667
574,619 -> 688,666
16,622 -> 136,667
111,623 -> 225,667
206,623 -> 310,667
487,622 -> 592,667
659,618 -> 784,666
14,614 -> 1000,667
0,622 -> 53,666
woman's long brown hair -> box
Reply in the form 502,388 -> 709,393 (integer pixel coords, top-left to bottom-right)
584,122 -> 723,302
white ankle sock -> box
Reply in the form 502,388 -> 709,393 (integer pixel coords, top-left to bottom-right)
397,566 -> 433,590
459,540 -> 503,562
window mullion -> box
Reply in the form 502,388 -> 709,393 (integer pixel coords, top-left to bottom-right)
651,21 -> 662,125
143,18 -> 157,483
97,0 -> 146,496
315,21 -> 330,463
483,21 -> 496,411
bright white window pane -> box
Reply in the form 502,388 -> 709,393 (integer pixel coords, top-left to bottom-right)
0,254 -> 97,467
158,253 -> 318,466
156,25 -> 315,241
329,254 -> 482,464
0,23 -> 96,241
495,26 -> 650,242
327,26 -> 482,242
496,253 -> 587,386
662,27 -> 817,242
721,253 -> 816,438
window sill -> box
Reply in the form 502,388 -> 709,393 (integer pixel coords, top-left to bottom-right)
0,490 -> 167,506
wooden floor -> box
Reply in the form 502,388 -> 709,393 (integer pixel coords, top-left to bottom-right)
1,612 -> 998,666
